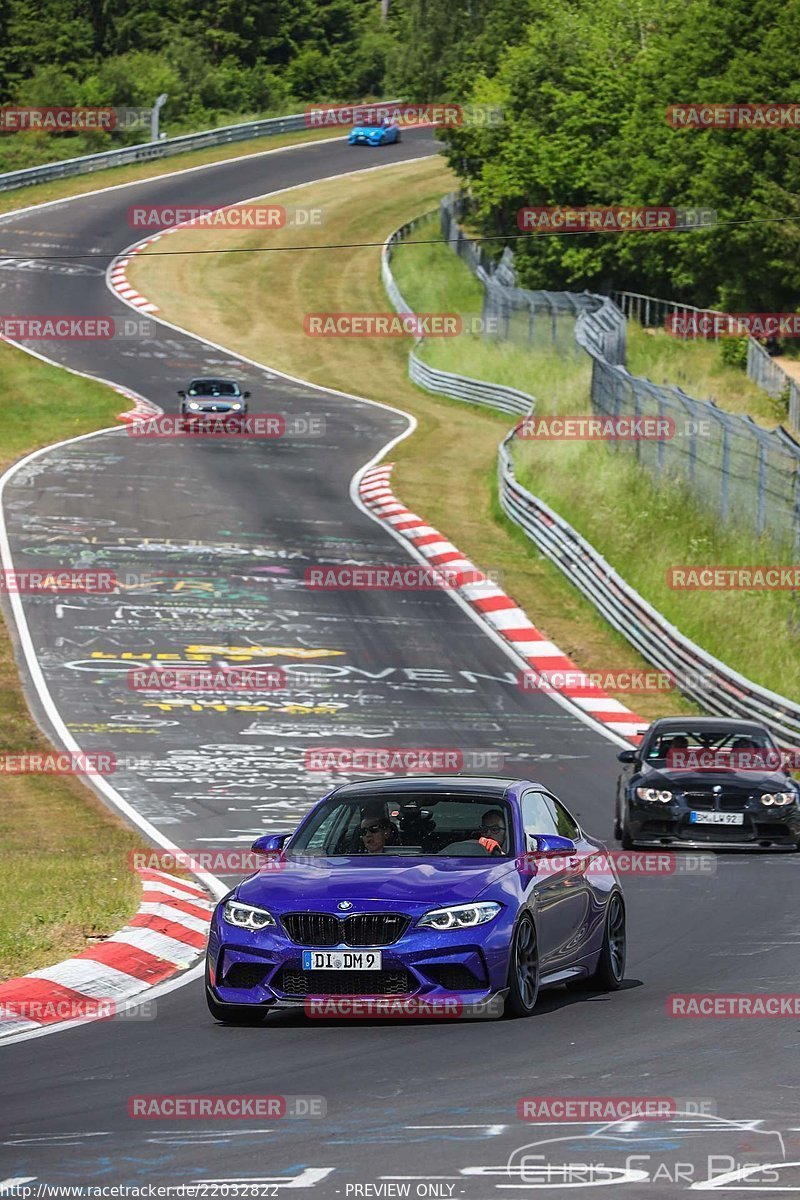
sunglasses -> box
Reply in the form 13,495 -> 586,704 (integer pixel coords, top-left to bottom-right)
360,822 -> 386,835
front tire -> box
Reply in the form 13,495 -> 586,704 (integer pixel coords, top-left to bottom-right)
567,892 -> 626,993
505,914 -> 539,1018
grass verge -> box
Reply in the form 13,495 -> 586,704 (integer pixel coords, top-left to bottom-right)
130,156 -> 700,725
391,217 -> 800,701
626,324 -> 784,427
0,344 -> 148,980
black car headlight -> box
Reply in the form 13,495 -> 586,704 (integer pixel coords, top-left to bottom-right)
222,900 -> 276,930
759,792 -> 796,807
418,902 -> 501,930
635,787 -> 673,803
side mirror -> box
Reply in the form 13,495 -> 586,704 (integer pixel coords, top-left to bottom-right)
528,834 -> 577,856
243,391 -> 251,398
251,833 -> 292,854
177,390 -> 186,398
617,749 -> 638,764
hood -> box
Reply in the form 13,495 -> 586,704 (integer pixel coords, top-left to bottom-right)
351,126 -> 382,137
234,854 -> 515,909
636,762 -> 794,791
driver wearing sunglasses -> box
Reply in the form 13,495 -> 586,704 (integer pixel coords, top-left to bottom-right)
359,815 -> 393,853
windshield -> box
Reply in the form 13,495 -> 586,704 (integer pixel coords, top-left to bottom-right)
289,794 -> 514,858
187,380 -> 240,396
645,727 -> 774,762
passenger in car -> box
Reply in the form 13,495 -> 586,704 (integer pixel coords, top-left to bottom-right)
479,808 -> 507,853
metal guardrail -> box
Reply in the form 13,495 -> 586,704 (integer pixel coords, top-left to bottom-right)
409,350 -> 533,416
0,113 -> 310,193
383,217 -> 535,416
498,429 -> 800,745
0,106 -> 360,194
382,205 -> 800,745
381,218 -> 419,317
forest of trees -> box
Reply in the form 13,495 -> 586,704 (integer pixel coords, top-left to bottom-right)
1,0 -> 797,309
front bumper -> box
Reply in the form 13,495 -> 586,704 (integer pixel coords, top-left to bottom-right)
207,909 -> 514,1014
626,797 -> 800,848
181,406 -> 247,418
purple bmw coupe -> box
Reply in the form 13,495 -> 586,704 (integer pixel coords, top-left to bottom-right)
205,775 -> 626,1022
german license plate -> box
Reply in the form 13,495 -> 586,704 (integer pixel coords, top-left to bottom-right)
302,950 -> 382,970
689,811 -> 744,825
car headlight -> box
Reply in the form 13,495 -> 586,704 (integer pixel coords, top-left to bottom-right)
418,902 -> 502,930
635,787 -> 673,803
222,900 -> 276,930
760,792 -> 796,807
229,402 -> 242,410
187,402 -> 201,411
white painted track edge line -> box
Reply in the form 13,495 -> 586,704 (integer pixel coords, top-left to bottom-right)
0,146 -> 629,1049
105,157 -> 635,750
0,132 -> 346,225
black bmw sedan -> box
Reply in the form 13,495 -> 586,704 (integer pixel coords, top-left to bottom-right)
615,717 -> 800,850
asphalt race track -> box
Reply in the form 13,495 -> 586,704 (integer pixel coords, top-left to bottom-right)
0,129 -> 798,1196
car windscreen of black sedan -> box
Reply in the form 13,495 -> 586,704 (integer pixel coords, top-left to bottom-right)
616,717 -> 800,849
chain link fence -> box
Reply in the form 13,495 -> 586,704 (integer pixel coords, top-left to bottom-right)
441,194 -> 800,552
383,207 -> 800,740
612,289 -> 800,433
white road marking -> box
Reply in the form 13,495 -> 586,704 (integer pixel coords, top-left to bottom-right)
690,1160 -> 800,1190
405,1125 -> 508,1136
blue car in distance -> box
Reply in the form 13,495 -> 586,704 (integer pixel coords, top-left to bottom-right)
348,118 -> 401,146
205,776 -> 626,1023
